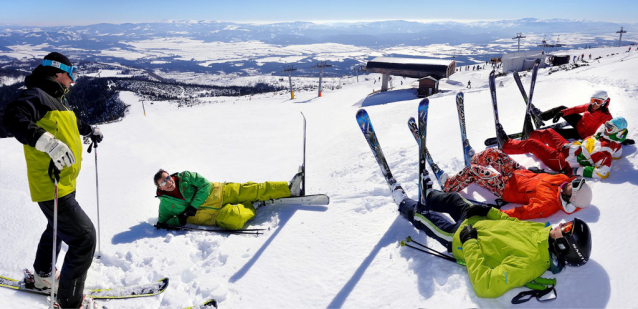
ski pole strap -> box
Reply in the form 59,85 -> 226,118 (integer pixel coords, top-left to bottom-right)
87,138 -> 97,153
48,161 -> 60,184
512,277 -> 557,304
512,286 -> 557,304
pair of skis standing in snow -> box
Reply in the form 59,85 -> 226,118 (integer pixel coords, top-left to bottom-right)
355,60 -> 627,303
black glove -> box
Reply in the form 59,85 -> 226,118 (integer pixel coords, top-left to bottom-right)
527,166 -> 546,174
623,138 -> 635,145
466,204 -> 492,218
460,225 -> 478,244
90,127 -> 103,143
178,206 -> 197,225
155,222 -> 170,229
552,111 -> 563,123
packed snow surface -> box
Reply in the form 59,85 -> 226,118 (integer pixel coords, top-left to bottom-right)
1,46 -> 637,308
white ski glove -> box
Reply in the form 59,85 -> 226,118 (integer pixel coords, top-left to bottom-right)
35,132 -> 76,170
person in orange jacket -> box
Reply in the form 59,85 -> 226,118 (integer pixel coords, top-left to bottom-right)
441,148 -> 592,220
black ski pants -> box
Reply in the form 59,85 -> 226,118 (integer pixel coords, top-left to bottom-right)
34,191 -> 96,308
398,191 -> 473,252
540,106 -> 583,140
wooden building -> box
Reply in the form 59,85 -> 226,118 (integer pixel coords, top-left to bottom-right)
365,57 -> 455,94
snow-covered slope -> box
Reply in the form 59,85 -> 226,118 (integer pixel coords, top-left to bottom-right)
1,45 -> 637,308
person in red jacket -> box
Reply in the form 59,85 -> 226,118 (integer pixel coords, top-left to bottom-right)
540,90 -> 612,140
442,148 -> 592,220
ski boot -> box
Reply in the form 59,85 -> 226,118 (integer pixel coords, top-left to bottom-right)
289,166 -> 304,197
496,124 -> 509,149
24,269 -> 59,293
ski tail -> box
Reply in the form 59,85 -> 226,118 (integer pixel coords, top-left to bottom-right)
407,117 -> 444,187
417,99 -> 429,205
356,109 -> 408,204
527,59 -> 544,128
455,92 -> 474,167
300,112 -> 306,196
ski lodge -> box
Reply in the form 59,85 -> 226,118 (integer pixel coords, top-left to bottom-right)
365,57 -> 455,97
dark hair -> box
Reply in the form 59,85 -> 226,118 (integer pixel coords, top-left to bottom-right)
153,169 -> 168,186
588,103 -> 610,114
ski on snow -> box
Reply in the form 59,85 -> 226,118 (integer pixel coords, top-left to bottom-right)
0,270 -> 168,299
182,298 -> 218,308
356,109 -> 409,204
488,70 -> 506,149
407,118 -> 444,187
417,99 -> 429,206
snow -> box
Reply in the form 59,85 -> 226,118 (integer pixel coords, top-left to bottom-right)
1,46 -> 638,308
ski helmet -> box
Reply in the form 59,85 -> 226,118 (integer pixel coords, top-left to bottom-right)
590,90 -> 610,106
605,116 -> 628,133
553,218 -> 592,266
559,178 -> 592,213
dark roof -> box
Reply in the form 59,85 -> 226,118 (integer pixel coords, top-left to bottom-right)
365,57 -> 455,79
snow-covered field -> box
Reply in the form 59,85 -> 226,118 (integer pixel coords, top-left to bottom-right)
1,45 -> 637,308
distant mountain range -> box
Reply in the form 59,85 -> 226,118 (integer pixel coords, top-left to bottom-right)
0,18 -> 635,76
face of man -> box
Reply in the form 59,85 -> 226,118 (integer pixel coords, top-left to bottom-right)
550,221 -> 573,239
157,172 -> 176,191
54,72 -> 74,89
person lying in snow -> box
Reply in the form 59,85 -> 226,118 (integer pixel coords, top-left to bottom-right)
539,90 -> 613,140
394,176 -> 591,298
153,169 -> 302,229
499,117 -> 628,179
441,148 -> 592,220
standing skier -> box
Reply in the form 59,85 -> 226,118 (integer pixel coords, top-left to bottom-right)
441,148 -> 592,219
2,52 -> 104,308
540,90 -> 613,140
154,169 -> 302,229
501,117 -> 628,179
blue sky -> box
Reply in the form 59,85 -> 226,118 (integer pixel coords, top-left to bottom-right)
2,0 -> 637,26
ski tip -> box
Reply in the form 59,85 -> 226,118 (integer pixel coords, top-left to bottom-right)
157,277 -> 170,293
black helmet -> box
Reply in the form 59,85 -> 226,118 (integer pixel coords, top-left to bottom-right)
553,218 -> 591,266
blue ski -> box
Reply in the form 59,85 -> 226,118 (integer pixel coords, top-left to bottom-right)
407,117 -> 444,187
356,109 -> 408,202
455,92 -> 475,167
417,99 -> 429,205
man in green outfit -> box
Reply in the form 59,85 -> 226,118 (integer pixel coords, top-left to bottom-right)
154,169 -> 302,229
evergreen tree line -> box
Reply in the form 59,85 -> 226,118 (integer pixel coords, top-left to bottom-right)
0,74 -> 287,138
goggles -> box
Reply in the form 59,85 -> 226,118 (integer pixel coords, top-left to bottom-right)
605,121 -> 620,134
560,178 -> 585,204
159,174 -> 172,187
590,97 -> 605,106
560,220 -> 574,236
42,59 -> 78,82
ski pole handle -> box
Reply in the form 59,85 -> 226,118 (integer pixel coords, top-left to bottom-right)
48,160 -> 60,183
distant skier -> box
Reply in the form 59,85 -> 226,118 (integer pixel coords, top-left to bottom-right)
500,117 -> 628,180
538,90 -> 613,140
388,161 -> 591,298
2,52 -> 104,308
441,148 -> 592,219
466,80 -> 471,89
153,169 -> 302,229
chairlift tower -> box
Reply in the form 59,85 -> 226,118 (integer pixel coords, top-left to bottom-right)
617,27 -> 627,47
312,61 -> 333,97
512,33 -> 526,52
281,65 -> 297,99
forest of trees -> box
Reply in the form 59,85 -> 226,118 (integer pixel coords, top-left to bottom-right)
0,70 -> 286,138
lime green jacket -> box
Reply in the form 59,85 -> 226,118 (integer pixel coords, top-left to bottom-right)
2,76 -> 90,202
452,208 -> 552,298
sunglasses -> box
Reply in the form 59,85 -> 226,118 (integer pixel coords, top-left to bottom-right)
41,59 -> 79,82
159,174 -> 172,187
590,98 -> 605,106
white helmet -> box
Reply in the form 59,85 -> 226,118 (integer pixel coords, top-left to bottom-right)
590,90 -> 610,106
560,178 -> 592,213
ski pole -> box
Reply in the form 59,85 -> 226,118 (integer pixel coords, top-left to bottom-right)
88,138 -> 101,259
48,162 -> 60,309
402,236 -> 465,265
